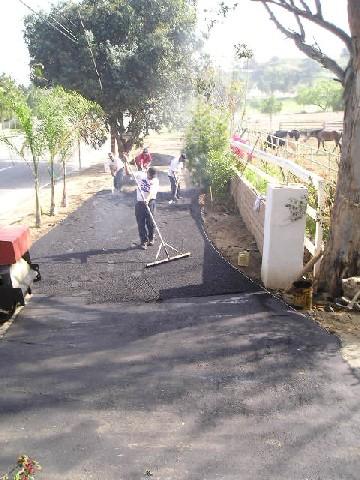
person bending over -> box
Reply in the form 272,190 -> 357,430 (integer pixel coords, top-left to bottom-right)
108,152 -> 125,192
135,147 -> 152,171
168,153 -> 186,204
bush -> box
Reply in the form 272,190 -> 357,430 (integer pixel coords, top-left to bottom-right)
185,101 -> 235,196
207,149 -> 237,197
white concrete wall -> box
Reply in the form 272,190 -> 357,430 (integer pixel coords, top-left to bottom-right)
261,184 -> 308,290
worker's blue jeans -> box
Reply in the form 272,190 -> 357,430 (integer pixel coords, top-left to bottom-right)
114,168 -> 124,190
135,200 -> 155,244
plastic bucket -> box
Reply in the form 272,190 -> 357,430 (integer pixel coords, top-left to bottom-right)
238,250 -> 250,267
292,280 -> 313,310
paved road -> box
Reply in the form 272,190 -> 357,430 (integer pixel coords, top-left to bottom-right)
0,137 -> 110,217
1,293 -> 360,479
1,154 -> 360,479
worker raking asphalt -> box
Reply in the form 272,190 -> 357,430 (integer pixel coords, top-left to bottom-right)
30,155 -> 260,304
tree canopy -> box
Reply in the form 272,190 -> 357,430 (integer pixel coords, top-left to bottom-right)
249,57 -> 324,94
296,80 -> 344,111
24,0 -> 198,152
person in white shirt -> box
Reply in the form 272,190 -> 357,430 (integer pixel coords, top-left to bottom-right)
168,153 -> 186,204
134,167 -> 159,249
108,152 -> 125,192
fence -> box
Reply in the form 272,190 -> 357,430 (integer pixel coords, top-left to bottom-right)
231,140 -> 325,276
246,129 -> 339,183
0,119 -> 18,130
279,120 -> 343,132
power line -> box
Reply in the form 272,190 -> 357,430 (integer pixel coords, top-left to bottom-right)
19,0 -> 103,93
77,8 -> 103,91
18,0 -> 78,44
45,10 -> 78,42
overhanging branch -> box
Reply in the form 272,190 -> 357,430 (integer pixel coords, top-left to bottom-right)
314,0 -> 323,18
263,3 -> 345,82
251,0 -> 352,53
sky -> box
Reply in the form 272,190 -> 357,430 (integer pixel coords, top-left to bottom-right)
0,0 -> 350,84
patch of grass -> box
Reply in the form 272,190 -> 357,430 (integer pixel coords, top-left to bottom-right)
242,168 -> 268,195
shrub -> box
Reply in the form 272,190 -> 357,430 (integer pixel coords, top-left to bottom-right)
185,101 -> 235,196
1,455 -> 41,480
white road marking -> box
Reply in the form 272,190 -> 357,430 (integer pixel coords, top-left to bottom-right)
0,166 -> 13,173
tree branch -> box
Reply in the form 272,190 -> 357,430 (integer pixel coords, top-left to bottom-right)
294,11 -> 306,41
251,0 -> 352,53
314,0 -> 323,19
298,0 -> 311,14
263,3 -> 345,82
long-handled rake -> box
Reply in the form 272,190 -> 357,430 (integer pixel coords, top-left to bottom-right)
127,162 -> 191,268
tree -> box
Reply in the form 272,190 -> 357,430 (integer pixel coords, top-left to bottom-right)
234,43 -> 254,125
57,89 -> 106,208
35,87 -> 69,216
185,100 -> 234,195
0,80 -> 45,227
195,53 -> 247,132
37,87 -> 106,211
24,0 -> 197,154
296,80 -> 344,111
0,74 -> 16,122
259,95 -> 282,128
227,80 -> 246,133
222,0 -> 358,296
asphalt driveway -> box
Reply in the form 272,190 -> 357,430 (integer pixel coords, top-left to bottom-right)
1,155 -> 360,479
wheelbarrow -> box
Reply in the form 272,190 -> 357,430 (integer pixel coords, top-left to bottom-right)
0,226 -> 41,317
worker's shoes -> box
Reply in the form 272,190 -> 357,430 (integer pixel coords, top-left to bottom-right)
140,243 -> 148,250
148,240 -> 154,246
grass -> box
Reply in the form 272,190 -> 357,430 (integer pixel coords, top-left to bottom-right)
247,97 -> 324,116
241,167 -> 269,196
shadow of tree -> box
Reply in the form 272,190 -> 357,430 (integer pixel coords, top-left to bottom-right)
1,291 -> 359,478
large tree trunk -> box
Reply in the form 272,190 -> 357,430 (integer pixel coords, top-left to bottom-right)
318,1 -> 360,296
115,133 -> 133,156
116,133 -> 124,155
33,161 -> 41,228
49,157 -> 56,216
110,124 -> 116,155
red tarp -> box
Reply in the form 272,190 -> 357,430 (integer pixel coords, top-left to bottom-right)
0,226 -> 32,265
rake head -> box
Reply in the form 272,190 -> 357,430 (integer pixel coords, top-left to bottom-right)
145,252 -> 191,268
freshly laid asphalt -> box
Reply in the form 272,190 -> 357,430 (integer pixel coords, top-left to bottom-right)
1,155 -> 360,479
29,159 -> 259,303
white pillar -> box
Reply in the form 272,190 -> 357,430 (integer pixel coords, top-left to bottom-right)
261,184 -> 308,290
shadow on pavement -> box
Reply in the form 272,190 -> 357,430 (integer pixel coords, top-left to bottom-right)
0,289 -> 358,479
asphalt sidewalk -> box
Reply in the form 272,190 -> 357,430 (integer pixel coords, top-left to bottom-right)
29,154 -> 259,303
1,154 -> 360,479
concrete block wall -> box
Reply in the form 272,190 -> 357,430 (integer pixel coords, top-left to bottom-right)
230,174 -> 266,254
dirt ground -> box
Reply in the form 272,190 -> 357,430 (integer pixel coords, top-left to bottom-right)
202,196 -> 262,284
312,310 -> 360,369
